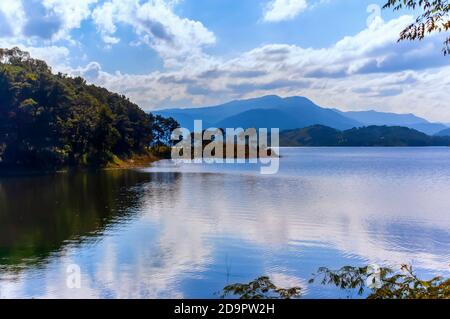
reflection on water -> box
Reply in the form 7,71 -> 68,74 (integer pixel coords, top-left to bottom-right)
0,171 -> 152,266
0,148 -> 449,298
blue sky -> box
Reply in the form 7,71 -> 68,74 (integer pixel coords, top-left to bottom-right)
0,0 -> 449,121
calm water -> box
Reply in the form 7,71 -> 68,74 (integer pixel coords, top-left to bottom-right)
0,148 -> 449,298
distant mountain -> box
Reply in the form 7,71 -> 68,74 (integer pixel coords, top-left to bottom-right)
435,128 -> 450,136
156,95 -> 449,135
156,95 -> 360,131
408,123 -> 449,136
340,110 -> 447,135
215,109 -> 298,130
280,125 -> 450,147
338,110 -> 428,126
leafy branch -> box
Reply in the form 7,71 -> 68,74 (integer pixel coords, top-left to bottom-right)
220,276 -> 302,299
310,264 -> 450,299
383,0 -> 450,55
221,264 -> 450,299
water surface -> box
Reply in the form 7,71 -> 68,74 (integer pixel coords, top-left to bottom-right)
0,148 -> 449,298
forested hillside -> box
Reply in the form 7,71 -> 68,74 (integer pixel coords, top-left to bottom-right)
280,125 -> 450,147
0,48 -> 178,170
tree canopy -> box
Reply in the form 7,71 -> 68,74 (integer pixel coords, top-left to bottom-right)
0,47 -> 178,169
383,0 -> 450,55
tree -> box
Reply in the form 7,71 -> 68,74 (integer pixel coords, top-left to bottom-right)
383,0 -> 450,55
151,115 -> 179,147
0,47 -> 178,169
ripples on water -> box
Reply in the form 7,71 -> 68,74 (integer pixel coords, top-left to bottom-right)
0,148 -> 449,298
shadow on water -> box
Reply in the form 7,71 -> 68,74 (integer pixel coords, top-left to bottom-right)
0,170 -> 180,270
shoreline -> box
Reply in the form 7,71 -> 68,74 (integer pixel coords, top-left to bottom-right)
2,146 -> 447,177
105,152 -> 162,170
0,152 -> 164,177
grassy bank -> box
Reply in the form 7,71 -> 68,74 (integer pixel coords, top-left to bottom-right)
105,150 -> 167,170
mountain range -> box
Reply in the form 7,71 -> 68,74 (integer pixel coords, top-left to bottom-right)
156,95 -> 449,136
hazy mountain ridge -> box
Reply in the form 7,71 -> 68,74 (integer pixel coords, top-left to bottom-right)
280,125 -> 450,147
340,110 -> 448,135
156,95 -> 448,135
435,128 -> 450,136
156,95 -> 360,131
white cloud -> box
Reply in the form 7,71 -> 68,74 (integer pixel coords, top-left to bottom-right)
0,0 -> 96,45
92,1 -> 120,44
0,38 -> 71,72
263,0 -> 308,22
92,0 -> 216,68
1,1 -> 448,122
41,0 -> 97,41
26,45 -> 71,68
0,1 -> 26,38
77,15 -> 450,122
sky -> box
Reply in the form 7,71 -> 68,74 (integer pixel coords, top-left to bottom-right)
0,0 -> 449,122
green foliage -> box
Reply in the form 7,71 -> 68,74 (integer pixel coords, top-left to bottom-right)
310,264 -> 450,299
383,0 -> 450,55
280,125 -> 450,146
309,265 -> 393,296
151,115 -> 180,147
0,47 -> 178,169
222,265 -> 450,299
221,276 -> 302,299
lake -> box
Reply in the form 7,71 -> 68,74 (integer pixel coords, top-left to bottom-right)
0,148 -> 449,298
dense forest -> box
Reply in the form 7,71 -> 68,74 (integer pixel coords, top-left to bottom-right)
0,48 -> 178,170
280,125 -> 450,147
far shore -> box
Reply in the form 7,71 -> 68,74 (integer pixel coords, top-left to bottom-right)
2,145 -> 449,177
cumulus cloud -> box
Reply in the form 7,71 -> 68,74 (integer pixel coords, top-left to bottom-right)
76,14 -> 450,122
92,2 -> 120,44
92,0 -> 216,67
0,37 -> 71,72
0,0 -> 96,72
26,45 -> 71,68
0,1 -> 448,121
0,0 -> 96,42
263,0 -> 308,22
40,0 -> 97,41
0,1 -> 26,38
0,0 -> 216,71
71,61 -> 102,80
